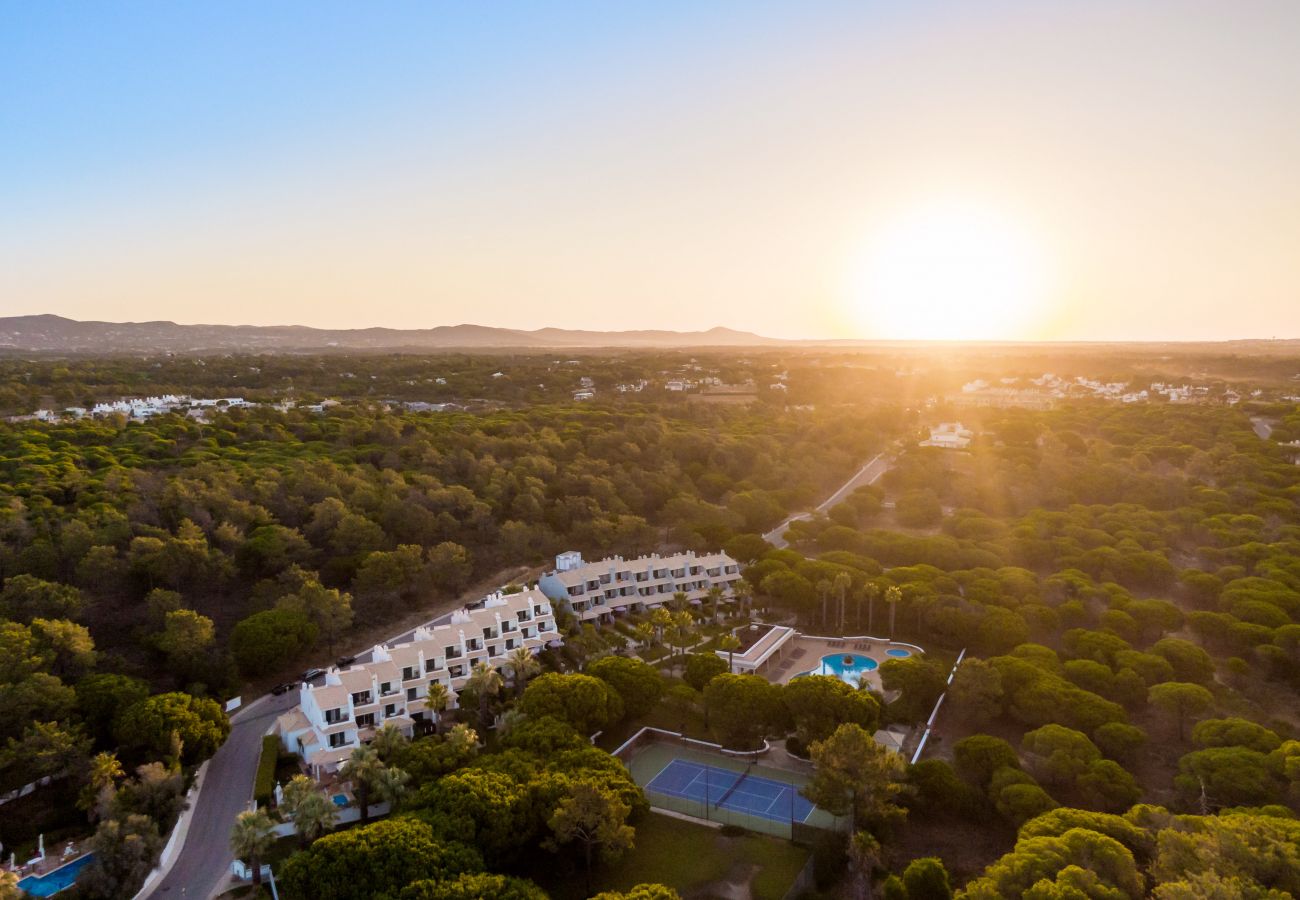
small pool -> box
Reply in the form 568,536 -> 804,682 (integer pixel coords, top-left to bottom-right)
886,648 -> 912,658
332,793 -> 349,807
800,653 -> 879,685
17,853 -> 96,897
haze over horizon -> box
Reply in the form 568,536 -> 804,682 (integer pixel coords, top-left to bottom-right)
4,1 -> 1299,342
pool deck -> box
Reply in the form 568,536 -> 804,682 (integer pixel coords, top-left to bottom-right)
764,634 -> 921,690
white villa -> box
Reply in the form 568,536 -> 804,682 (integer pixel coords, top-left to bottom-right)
276,587 -> 558,778
920,422 -> 973,450
538,549 -> 744,624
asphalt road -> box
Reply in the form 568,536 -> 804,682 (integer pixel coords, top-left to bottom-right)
144,604 -> 468,899
145,691 -> 297,900
762,453 -> 891,549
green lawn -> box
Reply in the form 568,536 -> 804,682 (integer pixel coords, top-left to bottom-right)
523,812 -> 809,900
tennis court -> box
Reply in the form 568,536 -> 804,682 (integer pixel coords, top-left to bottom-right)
646,758 -> 816,823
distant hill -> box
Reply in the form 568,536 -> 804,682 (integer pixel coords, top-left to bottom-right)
0,315 -> 788,353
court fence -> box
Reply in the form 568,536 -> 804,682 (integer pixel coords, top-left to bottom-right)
617,727 -> 848,842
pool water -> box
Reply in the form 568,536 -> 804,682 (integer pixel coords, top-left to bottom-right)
803,653 -> 879,685
332,793 -> 349,806
886,648 -> 912,658
17,853 -> 96,897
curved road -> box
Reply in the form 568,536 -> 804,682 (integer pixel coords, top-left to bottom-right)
145,605 -> 463,899
762,452 -> 892,549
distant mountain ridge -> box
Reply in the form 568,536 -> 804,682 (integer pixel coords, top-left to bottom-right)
0,315 -> 787,352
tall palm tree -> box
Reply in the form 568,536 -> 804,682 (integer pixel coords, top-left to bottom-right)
371,722 -> 408,762
885,585 -> 902,639
732,580 -> 753,619
505,646 -> 541,698
866,583 -> 880,634
816,579 -> 832,630
833,573 -> 852,634
706,585 -> 724,625
466,661 -> 505,731
670,609 -> 695,675
425,681 -> 450,734
719,633 -> 741,673
672,590 -> 689,613
340,744 -> 384,824
230,808 -> 276,887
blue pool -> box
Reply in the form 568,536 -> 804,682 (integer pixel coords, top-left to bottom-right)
17,853 -> 95,897
886,647 -> 912,658
801,653 -> 879,685
332,793 -> 349,807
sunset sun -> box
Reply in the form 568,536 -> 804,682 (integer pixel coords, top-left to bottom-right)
848,200 -> 1051,341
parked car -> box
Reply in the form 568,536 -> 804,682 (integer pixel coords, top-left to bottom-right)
301,668 -> 326,683
335,654 -> 357,668
270,682 -> 298,696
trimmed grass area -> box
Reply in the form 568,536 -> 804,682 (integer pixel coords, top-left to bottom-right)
523,811 -> 808,900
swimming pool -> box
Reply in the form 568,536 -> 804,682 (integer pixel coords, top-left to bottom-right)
886,647 -> 912,658
17,853 -> 96,897
332,793 -> 349,807
799,653 -> 879,685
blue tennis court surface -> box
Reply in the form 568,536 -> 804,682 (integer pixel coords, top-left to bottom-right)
645,758 -> 816,823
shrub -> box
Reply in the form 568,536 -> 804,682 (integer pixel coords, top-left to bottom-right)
254,734 -> 279,807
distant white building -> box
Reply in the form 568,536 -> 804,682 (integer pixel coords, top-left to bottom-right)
920,422 -> 973,450
539,550 -> 743,624
573,390 -> 595,401
276,588 -> 558,778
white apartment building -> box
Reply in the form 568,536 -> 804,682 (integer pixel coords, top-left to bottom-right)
276,587 -> 558,777
538,550 -> 743,624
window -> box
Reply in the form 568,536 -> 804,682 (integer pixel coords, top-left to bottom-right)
351,691 -> 372,706
425,659 -> 439,674
445,645 -> 462,659
384,704 -> 397,717
355,713 -> 375,728
407,687 -> 418,701
380,682 -> 397,696
324,708 -> 347,725
402,666 -> 418,681
505,638 -> 515,650
328,732 -> 348,749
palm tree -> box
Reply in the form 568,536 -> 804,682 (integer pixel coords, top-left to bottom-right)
372,765 -> 411,811
282,785 -> 337,848
732,580 -> 753,620
79,751 -> 124,822
466,661 -> 505,731
633,621 -> 655,649
371,722 -> 408,762
505,646 -> 541,698
425,681 -> 450,733
833,573 -> 852,634
847,830 -> 883,898
865,583 -> 880,634
230,808 -> 276,887
816,579 -> 832,630
670,609 -> 695,675
340,744 -> 383,824
706,585 -> 724,625
885,585 -> 902,639
650,607 -> 673,644
719,633 -> 741,673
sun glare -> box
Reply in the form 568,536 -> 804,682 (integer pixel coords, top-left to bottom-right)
848,201 -> 1050,341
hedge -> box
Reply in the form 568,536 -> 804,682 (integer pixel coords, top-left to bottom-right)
254,734 -> 279,807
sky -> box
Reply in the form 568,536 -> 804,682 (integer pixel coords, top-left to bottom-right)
2,0 -> 1299,341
